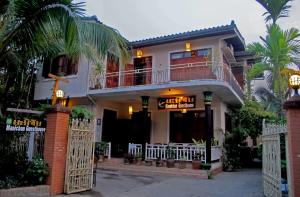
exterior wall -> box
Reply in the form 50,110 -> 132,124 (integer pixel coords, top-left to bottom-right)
34,34 -> 239,101
34,57 -> 90,100
130,35 -> 228,70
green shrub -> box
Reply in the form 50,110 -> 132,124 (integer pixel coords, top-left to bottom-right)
71,106 -> 93,120
94,141 -> 108,158
25,157 -> 48,185
0,140 -> 28,189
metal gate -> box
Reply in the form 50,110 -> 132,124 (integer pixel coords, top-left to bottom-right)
64,119 -> 95,194
262,120 -> 288,197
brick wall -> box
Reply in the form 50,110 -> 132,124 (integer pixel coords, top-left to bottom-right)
287,108 -> 300,197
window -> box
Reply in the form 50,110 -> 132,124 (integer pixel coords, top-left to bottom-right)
42,55 -> 78,78
170,48 -> 212,61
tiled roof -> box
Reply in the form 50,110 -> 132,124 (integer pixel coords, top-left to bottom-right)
130,20 -> 245,51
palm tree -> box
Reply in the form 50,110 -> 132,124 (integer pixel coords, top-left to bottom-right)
248,24 -> 300,116
256,0 -> 293,24
0,0 -> 129,113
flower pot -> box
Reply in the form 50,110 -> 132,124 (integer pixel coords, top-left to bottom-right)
156,160 -> 163,167
144,160 -> 153,166
178,161 -> 186,169
192,160 -> 201,170
166,159 -> 175,168
136,157 -> 143,165
98,155 -> 104,162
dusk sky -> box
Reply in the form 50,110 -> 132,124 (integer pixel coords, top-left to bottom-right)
84,0 -> 300,44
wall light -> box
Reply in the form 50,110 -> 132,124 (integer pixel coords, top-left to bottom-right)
181,109 -> 187,113
56,89 -> 64,98
185,42 -> 191,52
129,105 -> 133,115
137,49 -> 143,58
289,74 -> 300,96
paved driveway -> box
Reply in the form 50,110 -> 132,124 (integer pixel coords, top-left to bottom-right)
61,168 -> 263,197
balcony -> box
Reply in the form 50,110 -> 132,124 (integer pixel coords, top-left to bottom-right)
89,61 -> 244,100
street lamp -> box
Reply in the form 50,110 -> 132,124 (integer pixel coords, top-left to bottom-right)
289,74 -> 300,96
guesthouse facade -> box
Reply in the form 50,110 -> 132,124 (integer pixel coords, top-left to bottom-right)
34,20 -> 253,161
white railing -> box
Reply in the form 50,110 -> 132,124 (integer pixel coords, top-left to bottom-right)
144,143 -> 221,163
128,143 -> 142,157
105,142 -> 111,159
211,146 -> 222,161
89,61 -> 243,99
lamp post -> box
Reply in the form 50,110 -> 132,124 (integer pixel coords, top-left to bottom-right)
289,74 -> 300,96
55,89 -> 69,107
141,96 -> 150,113
203,91 -> 213,165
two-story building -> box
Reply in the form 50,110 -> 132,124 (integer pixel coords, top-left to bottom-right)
34,20 -> 253,159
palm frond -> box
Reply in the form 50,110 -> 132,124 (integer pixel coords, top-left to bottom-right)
256,0 -> 293,24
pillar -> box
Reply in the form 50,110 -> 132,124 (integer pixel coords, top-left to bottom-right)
284,95 -> 300,197
44,105 -> 70,195
203,91 -> 213,165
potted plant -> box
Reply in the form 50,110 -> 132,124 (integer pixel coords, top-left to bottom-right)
94,142 -> 107,163
178,156 -> 187,169
166,144 -> 176,168
135,152 -> 143,165
144,159 -> 153,166
155,157 -> 163,167
192,138 -> 205,170
192,153 -> 202,169
123,153 -> 134,165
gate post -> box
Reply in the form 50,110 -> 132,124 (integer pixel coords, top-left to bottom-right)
284,95 -> 300,197
44,105 -> 70,195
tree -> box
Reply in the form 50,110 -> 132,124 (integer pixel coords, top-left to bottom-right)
231,100 -> 276,140
256,0 -> 293,24
0,0 -> 129,114
247,24 -> 300,117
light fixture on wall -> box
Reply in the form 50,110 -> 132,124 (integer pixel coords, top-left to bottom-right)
203,91 -> 213,105
185,42 -> 191,52
56,89 -> 64,98
129,105 -> 133,115
136,49 -> 143,58
289,74 -> 300,96
181,109 -> 187,113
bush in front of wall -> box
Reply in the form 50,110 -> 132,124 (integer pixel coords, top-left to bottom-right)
0,145 -> 28,189
71,106 -> 93,120
25,157 -> 49,186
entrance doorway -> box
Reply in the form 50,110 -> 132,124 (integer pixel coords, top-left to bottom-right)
102,109 -> 151,157
101,109 -> 123,157
169,110 -> 207,143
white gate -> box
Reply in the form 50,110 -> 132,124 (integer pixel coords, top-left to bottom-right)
262,121 -> 288,197
64,119 -> 96,194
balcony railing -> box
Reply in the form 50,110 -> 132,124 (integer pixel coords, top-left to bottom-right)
89,61 -> 243,99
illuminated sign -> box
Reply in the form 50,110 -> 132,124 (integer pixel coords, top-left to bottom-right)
158,96 -> 196,110
6,118 -> 46,132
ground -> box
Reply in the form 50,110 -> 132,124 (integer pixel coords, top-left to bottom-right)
59,168 -> 263,197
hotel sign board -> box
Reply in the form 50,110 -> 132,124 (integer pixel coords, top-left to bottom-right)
158,96 -> 196,110
6,118 -> 46,132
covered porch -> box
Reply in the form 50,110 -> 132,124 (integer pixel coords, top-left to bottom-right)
87,82 -> 237,165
